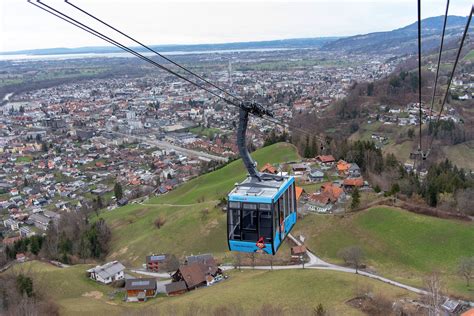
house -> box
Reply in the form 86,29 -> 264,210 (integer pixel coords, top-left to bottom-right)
308,169 -> 324,182
336,160 -> 351,175
28,213 -> 50,231
2,235 -> 22,246
16,253 -> 26,262
172,260 -> 222,291
146,254 -> 168,272
295,186 -> 304,202
343,177 -> 364,189
441,298 -> 463,314
87,261 -> 125,284
348,163 -> 361,177
260,163 -> 278,174
185,253 -> 216,266
125,278 -> 157,302
316,155 -> 335,165
291,245 -> 306,257
19,226 -> 34,238
291,163 -> 309,174
165,280 -> 187,296
307,192 -> 336,213
461,308 -> 474,316
3,219 -> 19,231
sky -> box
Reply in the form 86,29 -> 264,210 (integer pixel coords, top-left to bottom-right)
0,0 -> 472,53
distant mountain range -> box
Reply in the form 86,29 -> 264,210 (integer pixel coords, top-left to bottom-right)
1,15 -> 469,57
0,37 -> 339,56
322,15 -> 469,55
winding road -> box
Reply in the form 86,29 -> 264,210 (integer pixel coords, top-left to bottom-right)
132,232 -> 430,297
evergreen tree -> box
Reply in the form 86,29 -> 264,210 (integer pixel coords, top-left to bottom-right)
303,136 -> 312,158
96,195 -> 103,209
350,187 -> 361,210
114,182 -> 123,201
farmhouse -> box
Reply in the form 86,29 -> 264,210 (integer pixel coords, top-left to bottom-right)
316,155 -> 335,165
125,278 -> 157,302
146,254 -> 168,272
87,261 -> 125,284
343,177 -> 364,189
171,256 -> 222,291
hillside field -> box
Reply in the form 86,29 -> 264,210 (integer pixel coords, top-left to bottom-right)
292,206 -> 474,299
101,143 -> 473,298
101,142 -> 300,266
5,261 -> 414,315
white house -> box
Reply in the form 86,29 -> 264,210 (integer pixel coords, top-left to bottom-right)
87,261 -> 125,284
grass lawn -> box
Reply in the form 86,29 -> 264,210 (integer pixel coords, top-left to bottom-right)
292,206 -> 474,299
382,140 -> 414,162
462,49 -> 474,61
6,261 -> 414,316
189,126 -> 226,139
100,143 -> 300,266
441,140 -> 474,170
16,155 -> 33,163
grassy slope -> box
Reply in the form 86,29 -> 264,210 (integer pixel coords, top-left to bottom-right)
292,206 -> 474,299
441,140 -> 474,170
101,143 -> 300,266
7,261 -> 413,316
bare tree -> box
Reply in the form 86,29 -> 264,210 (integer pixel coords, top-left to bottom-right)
456,188 -> 474,216
457,257 -> 474,287
233,253 -> 242,271
338,246 -> 364,273
424,272 -> 443,316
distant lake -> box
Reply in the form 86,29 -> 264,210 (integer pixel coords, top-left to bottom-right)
0,47 -> 299,62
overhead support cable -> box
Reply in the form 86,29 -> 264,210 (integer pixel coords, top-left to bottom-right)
428,0 -> 450,126
427,5 -> 473,155
417,0 -> 423,154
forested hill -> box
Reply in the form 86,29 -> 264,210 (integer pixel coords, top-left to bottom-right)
322,15 -> 469,55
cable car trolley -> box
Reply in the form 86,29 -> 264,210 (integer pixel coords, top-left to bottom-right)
227,101 -> 297,255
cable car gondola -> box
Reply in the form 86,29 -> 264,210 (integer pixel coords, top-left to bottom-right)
227,102 -> 297,255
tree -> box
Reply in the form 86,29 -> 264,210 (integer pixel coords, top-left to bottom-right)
114,182 -> 123,201
407,128 -> 415,139
95,195 -> 103,210
338,246 -> 364,273
29,235 -> 43,256
457,257 -> 474,287
350,188 -> 360,210
233,253 -> 242,271
367,82 -> 374,96
16,274 -> 33,297
424,272 -> 442,316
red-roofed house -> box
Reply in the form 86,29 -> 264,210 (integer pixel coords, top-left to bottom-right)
316,155 -> 335,165
343,177 -> 364,189
336,160 -> 351,175
260,163 -> 278,174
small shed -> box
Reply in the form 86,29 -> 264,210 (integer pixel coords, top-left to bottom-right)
125,278 -> 157,302
165,280 -> 187,296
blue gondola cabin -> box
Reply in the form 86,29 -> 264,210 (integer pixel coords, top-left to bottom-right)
227,175 -> 297,255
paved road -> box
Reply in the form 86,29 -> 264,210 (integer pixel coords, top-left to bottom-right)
112,131 -> 228,162
237,233 -> 430,296
130,234 -> 433,298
